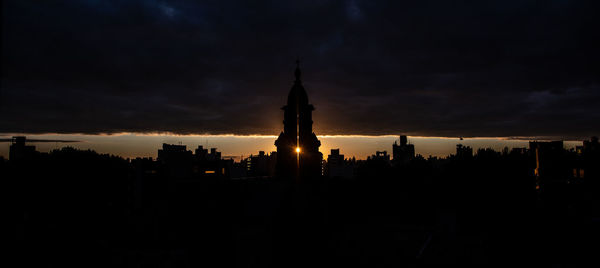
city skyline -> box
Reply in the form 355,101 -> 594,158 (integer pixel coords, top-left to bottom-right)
0,133 -> 585,161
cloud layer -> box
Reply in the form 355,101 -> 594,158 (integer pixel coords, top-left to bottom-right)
2,0 -> 599,138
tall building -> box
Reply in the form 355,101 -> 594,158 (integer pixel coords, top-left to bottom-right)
9,136 -> 37,161
246,151 -> 277,177
327,149 -> 344,167
157,143 -> 227,179
582,136 -> 599,181
326,149 -> 354,178
157,143 -> 193,179
392,135 -> 415,165
529,141 -> 568,192
275,61 -> 322,179
195,145 -> 222,161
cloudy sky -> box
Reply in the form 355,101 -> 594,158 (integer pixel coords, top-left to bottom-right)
2,0 -> 599,139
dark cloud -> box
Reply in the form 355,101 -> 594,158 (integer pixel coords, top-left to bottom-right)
1,0 -> 599,139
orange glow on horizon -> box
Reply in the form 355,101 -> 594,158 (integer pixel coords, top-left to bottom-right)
0,133 -> 584,161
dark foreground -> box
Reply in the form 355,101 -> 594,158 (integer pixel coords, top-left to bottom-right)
5,150 -> 600,266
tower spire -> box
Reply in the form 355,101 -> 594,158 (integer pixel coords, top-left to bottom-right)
294,58 -> 301,82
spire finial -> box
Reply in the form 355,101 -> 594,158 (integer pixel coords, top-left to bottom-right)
294,58 -> 301,81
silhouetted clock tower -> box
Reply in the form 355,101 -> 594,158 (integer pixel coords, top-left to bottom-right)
275,61 -> 322,179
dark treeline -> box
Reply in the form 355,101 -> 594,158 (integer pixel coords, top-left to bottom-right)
4,139 -> 600,266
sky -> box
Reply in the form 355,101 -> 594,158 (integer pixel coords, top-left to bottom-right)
1,1 -> 599,146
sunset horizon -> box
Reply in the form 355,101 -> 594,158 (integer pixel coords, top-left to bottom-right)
0,132 -> 587,160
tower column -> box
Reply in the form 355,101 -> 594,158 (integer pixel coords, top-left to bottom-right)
275,61 -> 322,179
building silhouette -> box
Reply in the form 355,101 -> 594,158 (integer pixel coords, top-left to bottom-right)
245,151 -> 277,177
275,61 -> 322,179
9,136 -> 37,161
392,135 -> 415,165
195,145 -> 222,161
456,144 -> 473,159
582,136 -> 600,181
529,141 -> 569,195
369,150 -> 390,162
157,143 -> 227,179
325,149 -> 354,178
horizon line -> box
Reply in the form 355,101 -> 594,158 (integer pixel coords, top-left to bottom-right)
0,132 -> 591,142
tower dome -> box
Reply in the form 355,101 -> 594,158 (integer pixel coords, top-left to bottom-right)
287,60 -> 309,107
